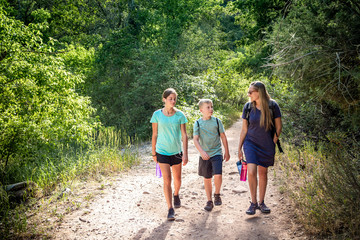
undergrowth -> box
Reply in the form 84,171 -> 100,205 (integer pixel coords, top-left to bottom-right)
275,140 -> 360,239
0,127 -> 139,239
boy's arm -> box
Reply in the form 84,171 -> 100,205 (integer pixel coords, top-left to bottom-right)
220,132 -> 230,162
193,135 -> 210,160
180,123 -> 189,166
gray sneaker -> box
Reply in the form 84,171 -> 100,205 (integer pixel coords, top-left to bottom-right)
258,201 -> 271,213
246,202 -> 258,215
167,207 -> 175,221
214,194 -> 222,206
173,195 -> 181,208
204,201 -> 214,211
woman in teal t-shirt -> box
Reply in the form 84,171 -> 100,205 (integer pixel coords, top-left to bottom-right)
150,88 -> 188,221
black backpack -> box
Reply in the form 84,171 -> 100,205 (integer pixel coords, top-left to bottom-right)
244,100 -> 283,153
196,117 -> 220,136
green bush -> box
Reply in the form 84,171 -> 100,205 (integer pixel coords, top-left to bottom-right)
0,10 -> 98,183
276,139 -> 360,238
3,127 -> 138,194
0,185 -> 9,216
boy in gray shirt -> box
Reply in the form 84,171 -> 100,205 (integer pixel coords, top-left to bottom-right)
193,99 -> 230,211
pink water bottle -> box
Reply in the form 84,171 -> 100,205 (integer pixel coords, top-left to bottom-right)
156,163 -> 162,178
240,161 -> 247,181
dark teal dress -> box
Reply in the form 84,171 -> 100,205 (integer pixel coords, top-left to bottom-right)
241,102 -> 281,167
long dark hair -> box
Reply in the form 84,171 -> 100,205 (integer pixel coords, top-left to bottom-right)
250,81 -> 273,131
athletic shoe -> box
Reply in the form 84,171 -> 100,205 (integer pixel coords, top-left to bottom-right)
258,201 -> 271,213
204,201 -> 214,211
246,202 -> 258,215
167,208 -> 175,221
173,194 -> 181,208
214,193 -> 222,206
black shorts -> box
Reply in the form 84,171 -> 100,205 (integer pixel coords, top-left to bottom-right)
198,155 -> 223,179
156,152 -> 183,166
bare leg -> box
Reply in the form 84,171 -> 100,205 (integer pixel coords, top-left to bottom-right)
258,165 -> 268,203
159,163 -> 172,209
171,163 -> 182,196
204,178 -> 212,201
213,174 -> 222,194
247,163 -> 258,203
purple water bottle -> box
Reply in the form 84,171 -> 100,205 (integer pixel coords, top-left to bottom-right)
156,163 -> 162,178
240,161 -> 247,181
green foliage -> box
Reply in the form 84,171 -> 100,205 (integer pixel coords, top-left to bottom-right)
24,129 -> 138,193
86,2 -> 245,139
267,0 -> 360,134
1,127 -> 138,238
0,9 -> 97,182
277,140 -> 360,238
5,0 -> 111,44
232,0 -> 289,43
3,0 -> 359,237
262,1 -> 360,237
0,185 -> 9,218
30,8 -> 51,24
1,1 -> 247,237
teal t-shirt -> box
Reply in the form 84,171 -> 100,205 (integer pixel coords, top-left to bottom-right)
150,109 -> 188,156
193,116 -> 225,157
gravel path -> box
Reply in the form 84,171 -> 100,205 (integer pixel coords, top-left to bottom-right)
54,119 -> 307,240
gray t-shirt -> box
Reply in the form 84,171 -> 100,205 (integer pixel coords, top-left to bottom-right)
193,116 -> 225,157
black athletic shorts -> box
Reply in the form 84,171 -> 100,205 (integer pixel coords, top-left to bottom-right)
156,152 -> 183,166
198,155 -> 223,179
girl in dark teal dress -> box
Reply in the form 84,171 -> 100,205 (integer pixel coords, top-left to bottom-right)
238,81 -> 282,215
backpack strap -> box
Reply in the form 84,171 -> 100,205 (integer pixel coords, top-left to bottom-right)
244,102 -> 252,126
196,120 -> 200,138
196,118 -> 220,137
269,100 -> 283,153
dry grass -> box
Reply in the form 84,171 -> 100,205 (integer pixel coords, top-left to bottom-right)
274,141 -> 360,239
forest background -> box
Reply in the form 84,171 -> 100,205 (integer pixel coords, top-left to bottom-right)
0,0 -> 359,239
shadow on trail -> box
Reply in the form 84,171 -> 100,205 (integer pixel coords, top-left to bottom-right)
132,220 -> 173,240
245,215 -> 261,222
186,210 -> 220,238
132,228 -> 147,240
237,215 -> 278,240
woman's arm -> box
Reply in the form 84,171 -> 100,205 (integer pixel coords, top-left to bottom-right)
180,123 -> 188,166
238,119 -> 248,160
152,123 -> 158,163
273,117 -> 282,143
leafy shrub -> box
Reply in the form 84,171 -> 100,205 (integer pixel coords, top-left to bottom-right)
276,139 -> 360,238
0,185 -> 9,217
0,10 -> 98,183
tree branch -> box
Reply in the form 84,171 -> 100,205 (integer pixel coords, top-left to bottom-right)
23,50 -> 68,55
263,51 -> 318,68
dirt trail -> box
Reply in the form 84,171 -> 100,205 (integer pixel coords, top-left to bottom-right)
54,119 -> 307,240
